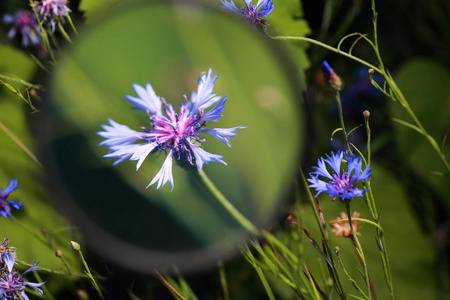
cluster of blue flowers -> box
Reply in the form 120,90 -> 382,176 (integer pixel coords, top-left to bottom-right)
0,240 -> 45,300
2,0 -> 70,47
98,69 -> 244,190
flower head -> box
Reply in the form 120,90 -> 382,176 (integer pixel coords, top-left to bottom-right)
221,0 -> 275,29
0,250 -> 45,299
0,179 -> 23,219
307,151 -> 371,202
31,0 -> 71,32
98,69 -> 244,190
329,211 -> 362,237
2,11 -> 41,47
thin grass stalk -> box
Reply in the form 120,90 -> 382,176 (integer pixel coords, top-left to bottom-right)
299,169 -> 347,299
345,203 -> 371,299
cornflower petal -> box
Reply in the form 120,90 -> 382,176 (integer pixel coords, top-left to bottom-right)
190,68 -> 221,113
188,140 -> 226,169
198,97 -> 227,122
2,250 -> 15,272
97,119 -> 147,147
220,0 -> 240,13
147,150 -> 174,190
0,178 -> 22,218
200,126 -> 245,147
2,178 -> 19,197
325,150 -> 343,175
311,157 -> 332,179
125,83 -> 162,114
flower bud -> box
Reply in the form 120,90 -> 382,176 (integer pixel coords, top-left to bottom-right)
363,110 -> 370,118
70,241 -> 81,251
321,60 -> 343,91
334,246 -> 340,254
55,250 -> 62,257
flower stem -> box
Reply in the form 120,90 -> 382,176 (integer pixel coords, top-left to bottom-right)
345,203 -> 371,299
335,91 -> 353,155
196,169 -> 259,235
299,169 -> 347,299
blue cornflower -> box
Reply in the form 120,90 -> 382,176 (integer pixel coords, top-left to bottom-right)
2,11 -> 41,47
31,0 -> 71,32
0,250 -> 45,300
98,69 -> 244,190
221,0 -> 275,28
0,179 -> 23,219
308,151 -> 372,202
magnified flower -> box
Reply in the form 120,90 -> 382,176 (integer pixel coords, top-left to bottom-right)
0,178 -> 23,219
31,0 -> 71,32
307,151 -> 371,202
0,250 -> 45,299
2,11 -> 41,47
98,69 -> 244,190
330,211 -> 361,237
221,0 -> 275,29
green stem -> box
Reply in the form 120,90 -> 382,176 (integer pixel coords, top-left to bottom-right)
16,259 -> 89,278
345,203 -> 371,299
196,169 -> 259,235
265,33 -> 382,73
78,250 -> 104,299
335,92 -> 353,155
299,169 -> 347,299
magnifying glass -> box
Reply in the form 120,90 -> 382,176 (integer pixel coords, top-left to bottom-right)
39,0 -> 304,273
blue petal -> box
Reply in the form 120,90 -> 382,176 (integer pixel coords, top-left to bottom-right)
321,60 -> 333,77
124,83 -> 162,114
187,141 -> 226,169
307,175 -> 328,197
6,200 -> 23,211
256,0 -> 275,17
356,163 -> 372,181
199,126 -> 245,147
325,151 -> 343,175
24,282 -> 45,295
147,150 -> 174,190
104,142 -> 157,169
2,250 -> 15,272
189,69 -> 221,113
311,157 -> 332,179
98,119 -> 147,147
220,0 -> 240,13
21,261 -> 40,276
199,96 -> 227,122
2,178 -> 19,197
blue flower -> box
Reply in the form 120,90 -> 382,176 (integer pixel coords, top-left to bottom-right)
0,179 -> 23,219
0,250 -> 45,300
221,0 -> 275,28
31,0 -> 71,32
2,11 -> 41,47
307,151 -> 372,202
98,69 -> 244,190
